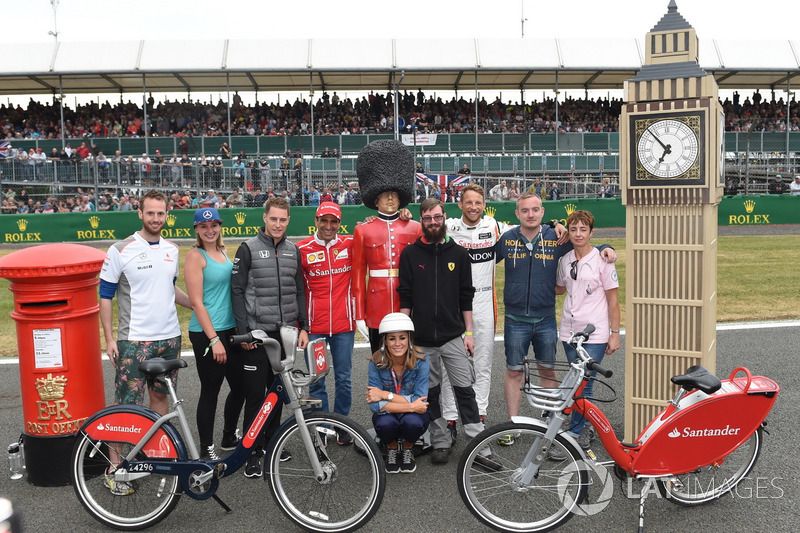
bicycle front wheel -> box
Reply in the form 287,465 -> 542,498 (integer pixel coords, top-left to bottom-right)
658,426 -> 763,506
266,412 -> 386,532
457,421 -> 588,533
71,430 -> 181,530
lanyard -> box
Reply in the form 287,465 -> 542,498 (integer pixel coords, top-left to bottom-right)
391,369 -> 402,395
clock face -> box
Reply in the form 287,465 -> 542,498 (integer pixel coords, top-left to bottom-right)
629,112 -> 705,187
636,119 -> 699,178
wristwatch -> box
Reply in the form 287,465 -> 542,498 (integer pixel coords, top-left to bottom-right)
386,392 -> 394,401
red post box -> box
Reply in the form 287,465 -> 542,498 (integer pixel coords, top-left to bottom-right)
0,243 -> 106,486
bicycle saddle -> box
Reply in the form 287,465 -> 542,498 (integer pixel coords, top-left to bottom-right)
671,365 -> 722,394
139,357 -> 188,376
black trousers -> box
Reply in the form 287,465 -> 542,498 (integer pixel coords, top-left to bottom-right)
189,328 -> 246,448
242,330 -> 284,453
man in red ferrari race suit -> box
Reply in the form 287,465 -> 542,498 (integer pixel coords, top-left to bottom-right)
352,140 -> 421,352
298,202 -> 356,440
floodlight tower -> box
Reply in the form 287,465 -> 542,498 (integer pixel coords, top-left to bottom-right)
48,0 -> 60,42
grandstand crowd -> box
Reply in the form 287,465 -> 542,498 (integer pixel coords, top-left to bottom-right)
1,90 -> 797,140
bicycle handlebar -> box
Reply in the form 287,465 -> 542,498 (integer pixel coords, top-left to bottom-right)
569,324 -> 613,378
230,332 -> 255,345
571,324 -> 595,343
230,330 -> 272,346
587,360 -> 613,378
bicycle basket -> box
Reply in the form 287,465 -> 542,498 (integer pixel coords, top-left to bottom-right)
522,360 -> 580,412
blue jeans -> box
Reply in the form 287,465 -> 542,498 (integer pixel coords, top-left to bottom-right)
504,316 -> 557,371
372,412 -> 430,444
562,341 -> 607,436
309,332 -> 354,416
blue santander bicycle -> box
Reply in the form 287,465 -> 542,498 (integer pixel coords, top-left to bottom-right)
71,326 -> 385,532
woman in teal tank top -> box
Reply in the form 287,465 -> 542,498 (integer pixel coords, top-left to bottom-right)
185,208 -> 245,460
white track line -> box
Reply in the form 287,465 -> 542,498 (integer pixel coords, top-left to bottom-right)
0,319 -> 797,365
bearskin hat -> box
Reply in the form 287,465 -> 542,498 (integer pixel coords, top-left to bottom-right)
356,139 -> 415,210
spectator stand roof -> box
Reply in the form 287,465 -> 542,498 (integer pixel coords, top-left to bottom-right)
0,38 -> 798,96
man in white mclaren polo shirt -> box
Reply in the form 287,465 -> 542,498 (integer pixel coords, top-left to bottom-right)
100,190 -> 191,415
99,190 -> 191,496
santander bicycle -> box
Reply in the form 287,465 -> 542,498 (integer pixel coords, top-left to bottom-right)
71,326 -> 385,532
457,324 -> 779,532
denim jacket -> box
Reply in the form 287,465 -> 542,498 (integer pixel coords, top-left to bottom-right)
367,353 -> 429,414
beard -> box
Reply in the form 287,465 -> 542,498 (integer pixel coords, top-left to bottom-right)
422,222 -> 446,243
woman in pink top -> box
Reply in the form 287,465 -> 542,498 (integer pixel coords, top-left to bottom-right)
554,210 -> 621,449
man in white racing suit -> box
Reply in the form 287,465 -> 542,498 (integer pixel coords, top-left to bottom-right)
439,184 -> 509,437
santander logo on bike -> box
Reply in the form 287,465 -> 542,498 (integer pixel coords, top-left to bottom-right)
96,422 -> 143,434
668,424 -> 742,438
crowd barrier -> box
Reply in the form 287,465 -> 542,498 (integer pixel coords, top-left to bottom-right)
7,131 -> 800,157
1,195 -> 796,244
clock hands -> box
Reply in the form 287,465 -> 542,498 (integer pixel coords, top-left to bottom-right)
645,126 -> 672,163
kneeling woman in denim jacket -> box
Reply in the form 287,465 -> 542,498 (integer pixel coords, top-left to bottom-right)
366,313 -> 430,474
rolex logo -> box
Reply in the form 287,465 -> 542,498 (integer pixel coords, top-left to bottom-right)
743,199 -> 756,214
235,212 -> 247,225
484,206 -> 496,219
166,213 -> 177,227
564,204 -> 577,216
16,219 -> 28,231
35,373 -> 68,401
88,215 -> 100,229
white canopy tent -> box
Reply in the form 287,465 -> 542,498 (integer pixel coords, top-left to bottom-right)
0,38 -> 797,95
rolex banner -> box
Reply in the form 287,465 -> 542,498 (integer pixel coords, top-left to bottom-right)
0,196 -> 796,244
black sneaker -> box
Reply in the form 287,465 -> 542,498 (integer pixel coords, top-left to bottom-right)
244,452 -> 263,478
430,447 -> 451,465
200,444 -> 220,461
447,420 -> 458,446
400,448 -> 416,473
336,430 -> 353,446
385,448 -> 400,474
220,430 -> 241,451
279,449 -> 292,462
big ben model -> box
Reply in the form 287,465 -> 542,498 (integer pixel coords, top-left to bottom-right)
619,1 -> 724,441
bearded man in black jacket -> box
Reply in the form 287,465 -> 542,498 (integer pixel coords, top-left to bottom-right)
398,198 -> 498,468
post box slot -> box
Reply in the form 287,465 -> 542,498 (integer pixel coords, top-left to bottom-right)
19,300 -> 69,312
21,300 -> 68,308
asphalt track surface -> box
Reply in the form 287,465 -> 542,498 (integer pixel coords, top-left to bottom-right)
0,324 -> 797,533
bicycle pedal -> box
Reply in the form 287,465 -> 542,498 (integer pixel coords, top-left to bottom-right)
299,397 -> 323,407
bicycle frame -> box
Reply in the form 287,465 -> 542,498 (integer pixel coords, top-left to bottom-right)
84,340 -> 332,499
539,341 -> 779,478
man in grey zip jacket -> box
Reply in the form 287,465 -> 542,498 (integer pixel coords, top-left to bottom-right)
232,197 -> 309,477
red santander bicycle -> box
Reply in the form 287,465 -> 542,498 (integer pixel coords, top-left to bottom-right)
457,324 -> 779,532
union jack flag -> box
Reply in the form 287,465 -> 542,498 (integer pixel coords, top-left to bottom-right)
0,141 -> 10,159
415,173 -> 471,202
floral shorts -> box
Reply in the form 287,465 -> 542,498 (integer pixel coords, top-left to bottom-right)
114,336 -> 181,405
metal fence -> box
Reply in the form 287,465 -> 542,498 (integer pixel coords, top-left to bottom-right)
0,159 -> 620,209
6,131 -> 800,158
